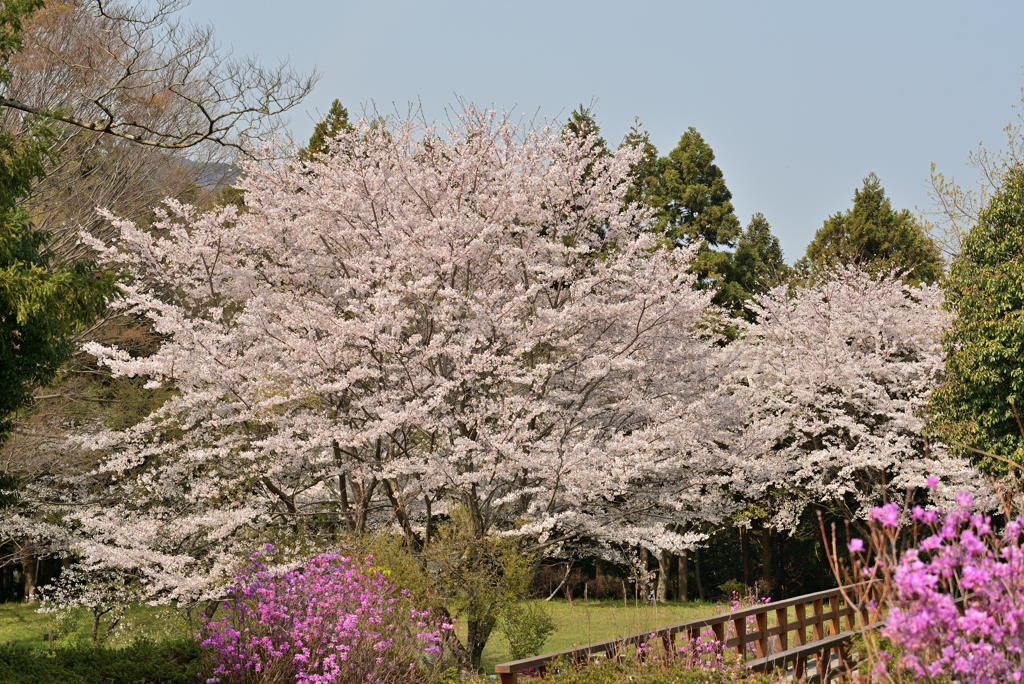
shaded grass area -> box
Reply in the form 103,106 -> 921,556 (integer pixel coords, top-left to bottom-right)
0,639 -> 204,684
0,602 -> 197,649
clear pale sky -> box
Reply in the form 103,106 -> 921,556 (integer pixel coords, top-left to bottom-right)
184,0 -> 1024,262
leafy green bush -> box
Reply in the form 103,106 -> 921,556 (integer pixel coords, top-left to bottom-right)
0,637 -> 204,684
500,602 -> 556,660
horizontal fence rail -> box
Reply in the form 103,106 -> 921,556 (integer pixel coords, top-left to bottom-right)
495,584 -> 880,684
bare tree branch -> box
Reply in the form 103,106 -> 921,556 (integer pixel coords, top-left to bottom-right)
0,0 -> 318,155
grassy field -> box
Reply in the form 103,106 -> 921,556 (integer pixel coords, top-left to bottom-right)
0,597 -> 724,673
459,598 -> 721,673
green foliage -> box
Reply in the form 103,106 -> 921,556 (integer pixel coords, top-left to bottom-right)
97,376 -> 175,432
563,104 -> 608,156
715,579 -> 747,597
651,127 -> 740,249
500,602 -> 556,660
361,533 -> 437,605
0,0 -> 119,442
0,638 -> 204,684
927,166 -> 1024,473
0,0 -> 44,84
299,99 -> 352,160
0,471 -> 18,508
796,173 -> 943,285
358,510 -> 545,672
621,123 -> 781,326
620,120 -> 660,211
714,213 -> 790,320
426,511 -> 535,625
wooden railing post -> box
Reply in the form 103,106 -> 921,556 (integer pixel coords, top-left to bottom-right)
755,611 -> 769,659
775,606 -> 789,652
812,598 -> 824,641
816,646 -> 830,681
829,593 -> 841,636
795,603 -> 807,647
500,673 -> 517,684
711,622 -> 725,645
734,617 -> 747,658
661,631 -> 675,657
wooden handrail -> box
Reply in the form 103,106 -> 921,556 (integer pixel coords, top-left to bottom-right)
495,584 -> 877,684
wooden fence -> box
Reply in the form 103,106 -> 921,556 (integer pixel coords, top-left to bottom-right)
496,585 -> 879,684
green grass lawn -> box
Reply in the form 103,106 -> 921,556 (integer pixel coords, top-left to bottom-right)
468,598 -> 721,673
0,597 -> 726,674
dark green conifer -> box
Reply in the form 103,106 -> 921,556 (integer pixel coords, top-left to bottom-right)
299,99 -> 352,160
797,173 -> 943,284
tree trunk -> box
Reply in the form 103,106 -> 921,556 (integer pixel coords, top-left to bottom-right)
694,548 -> 705,601
741,528 -> 750,588
677,552 -> 688,602
656,550 -> 670,603
761,526 -> 773,591
204,598 -> 221,620
777,532 -> 788,597
545,563 -> 572,602
22,551 -> 37,602
465,614 -> 496,673
436,606 -> 468,670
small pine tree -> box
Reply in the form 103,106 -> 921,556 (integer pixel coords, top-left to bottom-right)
715,213 -> 789,320
620,119 -> 660,212
299,99 -> 352,161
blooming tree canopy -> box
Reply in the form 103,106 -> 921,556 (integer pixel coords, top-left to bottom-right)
724,267 -> 986,531
77,109 -> 734,602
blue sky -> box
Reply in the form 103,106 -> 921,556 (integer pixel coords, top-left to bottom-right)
185,0 -> 1024,262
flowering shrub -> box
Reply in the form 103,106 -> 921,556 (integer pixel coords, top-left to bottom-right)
199,549 -> 453,684
672,633 -> 726,672
714,587 -> 772,660
838,490 -> 1024,683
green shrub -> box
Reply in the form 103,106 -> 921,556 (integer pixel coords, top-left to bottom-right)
500,602 -> 556,660
716,580 -> 747,598
0,637 -> 204,684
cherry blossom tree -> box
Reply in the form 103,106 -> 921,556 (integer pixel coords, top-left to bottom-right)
76,109 -> 734,667
724,267 -> 987,537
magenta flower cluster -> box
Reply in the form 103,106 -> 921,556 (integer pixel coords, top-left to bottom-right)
868,496 -> 1024,683
673,634 -> 726,671
199,548 -> 452,684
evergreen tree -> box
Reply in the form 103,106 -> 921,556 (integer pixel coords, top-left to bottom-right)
620,119 -> 660,213
299,99 -> 352,160
652,127 -> 741,248
559,105 -> 611,246
797,173 -> 943,284
716,213 -> 790,319
562,103 -> 607,154
620,124 -> 784,320
926,166 -> 1024,473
